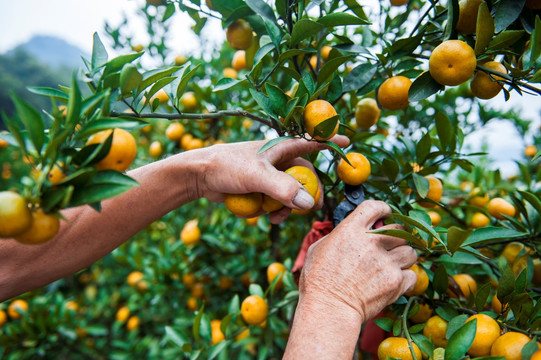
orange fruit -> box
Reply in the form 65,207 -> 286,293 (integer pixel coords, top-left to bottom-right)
241,272 -> 252,287
165,122 -> 185,141
153,89 -> 169,105
218,276 -> 234,290
491,294 -> 503,314
533,258 -> 541,285
429,40 -> 477,86
448,273 -> 477,299
86,128 -> 137,172
223,67 -> 238,79
267,262 -> 287,289
309,55 -> 319,69
377,337 -> 422,360
149,141 -> 163,158
181,91 -> 198,111
235,328 -> 250,341
183,273 -> 196,288
0,191 -> 32,238
132,44 -> 144,52
377,76 -> 412,110
303,100 -> 339,141
423,315 -> 448,347
181,219 -> 201,245
191,283 -> 205,298
468,191 -> 489,208
15,209 -> 60,245
525,0 -> 541,9
405,264 -> 429,296
0,138 -> 8,148
211,319 -> 225,344
262,195 -> 284,213
8,299 -> 28,319
187,297 -> 198,311
428,211 -> 441,226
532,350 -> 541,360
390,0 -> 409,5
512,255 -> 528,276
127,271 -> 144,287
65,301 -> 79,312
487,198 -> 515,220
241,295 -> 268,325
466,314 -> 501,357
126,315 -> 140,331
456,0 -> 483,34
232,50 -> 247,71
47,163 -> 66,185
355,98 -> 380,130
175,55 -> 187,65
501,242 -> 527,265
246,216 -> 259,226
186,137 -> 204,150
116,306 -> 130,322
525,145 -> 537,158
418,176 -> 443,208
180,133 -> 194,150
321,45 -> 333,61
285,166 -> 319,213
226,19 -> 253,50
224,193 -> 263,217
336,152 -> 371,186
490,332 -> 532,360
0,309 -> 7,327
470,212 -> 490,228
409,303 -> 432,323
471,61 -> 507,99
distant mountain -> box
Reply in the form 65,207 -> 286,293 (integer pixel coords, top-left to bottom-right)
7,35 -> 89,70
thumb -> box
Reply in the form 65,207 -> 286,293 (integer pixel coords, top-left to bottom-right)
260,170 -> 315,210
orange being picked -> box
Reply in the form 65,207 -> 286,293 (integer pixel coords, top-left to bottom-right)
303,100 -> 339,141
241,295 -> 268,325
405,264 -> 429,296
456,0 -> 483,35
86,128 -> 137,172
267,262 -> 287,289
470,212 -> 490,228
232,50 -> 247,71
224,193 -> 263,217
165,122 -> 185,141
487,197 -> 515,220
471,61 -> 507,99
465,314 -> 501,357
525,145 -> 537,158
377,337 -> 422,360
0,191 -> 32,238
429,40 -> 477,86
418,176 -> 443,208
226,19 -> 253,50
180,219 -> 201,245
8,299 -> 28,319
285,166 -> 319,209
181,91 -> 198,111
14,209 -> 60,245
262,195 -> 283,213
223,67 -> 238,79
336,152 -> 371,186
448,273 -> 477,299
423,315 -> 448,347
490,332 -> 532,360
377,76 -> 412,110
355,98 -> 380,130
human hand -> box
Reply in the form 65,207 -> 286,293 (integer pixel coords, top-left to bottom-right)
195,136 -> 349,223
298,200 -> 417,323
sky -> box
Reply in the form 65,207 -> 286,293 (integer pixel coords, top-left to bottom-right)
0,0 -> 539,177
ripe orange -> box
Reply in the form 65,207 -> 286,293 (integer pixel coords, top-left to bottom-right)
127,271 -> 144,287
132,44 -> 144,52
262,195 -> 283,212
241,295 -> 268,325
418,176 -> 443,208
153,89 -> 169,105
428,211 -> 441,226
405,264 -> 429,296
302,100 -> 339,141
468,190 -> 489,208
232,50 -> 247,71
448,273 -> 477,299
116,306 -> 130,322
187,297 -> 198,311
180,219 -> 201,245
423,315 -> 448,347
246,216 -> 259,226
533,259 -> 541,286
429,40 -> 477,86
377,337 -> 422,360
470,212 -> 490,228
165,122 -> 185,141
86,128 -> 137,172
0,309 -> 6,327
218,276 -> 234,290
148,141 -> 163,158
15,209 -> 60,245
471,61 -> 507,99
223,67 -> 238,79
336,152 -> 371,186
180,133 -> 194,150
65,301 -> 79,312
456,0 -> 483,34
126,315 -> 140,331
211,319 -> 225,344
8,299 -> 28,319
241,272 -> 252,287
0,138 -> 8,148
377,76 -> 412,110
525,145 -> 537,158
226,19 -> 253,50
175,55 -> 187,65
532,350 -> 541,360
186,137 -> 204,151
182,273 -> 196,288
267,262 -> 287,289
466,314 -> 501,357
501,242 -> 527,265
285,166 -> 319,214
487,198 -> 515,220
409,303 -> 432,323
355,98 -> 381,130
191,283 -> 205,299
309,55 -> 319,69
235,328 -> 250,341
0,191 -> 32,238
46,163 -> 66,185
490,332 -> 532,360
321,45 -> 333,61
181,91 -> 198,111
224,193 -> 263,217
491,294 -> 503,314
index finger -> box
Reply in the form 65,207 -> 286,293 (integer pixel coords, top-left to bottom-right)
341,200 -> 392,229
262,135 -> 350,165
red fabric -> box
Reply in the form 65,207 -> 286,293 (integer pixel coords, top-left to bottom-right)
292,220 -> 333,283
360,311 -> 389,358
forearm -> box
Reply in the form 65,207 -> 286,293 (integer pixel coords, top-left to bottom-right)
284,294 -> 363,359
0,149 -> 208,302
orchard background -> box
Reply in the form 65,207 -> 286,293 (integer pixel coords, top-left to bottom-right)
0,0 -> 541,359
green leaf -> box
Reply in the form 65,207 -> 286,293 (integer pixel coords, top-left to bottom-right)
408,71 -> 444,102
266,83 -> 289,116
11,92 -> 44,154
416,133 -> 432,164
317,55 -> 353,86
493,0 -> 527,33
290,19 -> 324,47
75,118 -> 147,139
497,265 -> 515,304
192,305 -> 205,343
413,173 -> 429,199
137,67 -> 180,96
374,317 -> 393,332
488,30 -> 525,50
257,136 -> 295,154
311,115 -> 339,140
263,18 -> 282,50
382,158 -> 399,182
176,64 -> 201,100
278,49 -> 316,63
443,0 -> 459,41
463,227 -> 528,247
165,326 -> 187,347
249,284 -> 264,297
317,13 -> 369,27
444,318 -> 476,360
433,264 -> 449,295
208,340 -> 230,360
91,32 -> 108,69
27,87 -> 69,101
163,2 -> 176,21
245,0 -> 276,23
102,53 -> 143,78
228,295 -> 240,314
474,283 -> 491,312
144,76 -> 176,105
249,89 -> 275,118
343,63 -> 378,92
447,227 -> 473,254
474,2 -> 495,55
519,191 -> 541,220
66,74 -> 83,128
68,171 -> 139,207
213,78 -> 246,92
435,111 -> 454,151
411,334 -> 434,360
522,339 -> 541,360
445,314 -> 468,340
120,64 -> 143,95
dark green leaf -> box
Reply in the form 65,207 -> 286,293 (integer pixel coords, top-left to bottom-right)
446,314 -> 468,340
91,32 -> 108,69
413,173 -> 429,199
137,67 -> 180,96
474,283 -> 491,312
208,340 -> 230,360
257,136 -> 295,154
493,0 -> 527,33
435,111 -> 454,151
433,264 -> 449,295
317,55 -> 353,86
443,0 -> 459,41
192,305 -> 205,343
343,63 -> 378,92
263,18 -> 282,50
474,2 -> 495,55
290,19 -> 324,47
312,115 -> 339,140
444,318 -> 476,360
488,30 -> 525,50
447,226 -> 473,254
382,158 -> 399,182
317,13 -> 369,27
463,227 -> 527,247
408,71 -> 444,102
68,180 -> 138,207
497,265 -> 515,304
165,326 -> 187,347
246,0 -> 276,23
120,64 -> 143,95
411,334 -> 434,360
176,64 -> 201,100
27,87 -> 69,101
374,317 -> 394,332
213,78 -> 246,92
279,49 -> 316,63
11,93 -> 44,154
249,89 -> 275,117
416,133 -> 432,164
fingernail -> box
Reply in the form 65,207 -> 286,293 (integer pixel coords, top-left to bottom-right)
292,188 -> 315,209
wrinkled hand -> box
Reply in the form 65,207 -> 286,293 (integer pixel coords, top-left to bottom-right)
196,135 -> 349,223
298,200 -> 418,323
